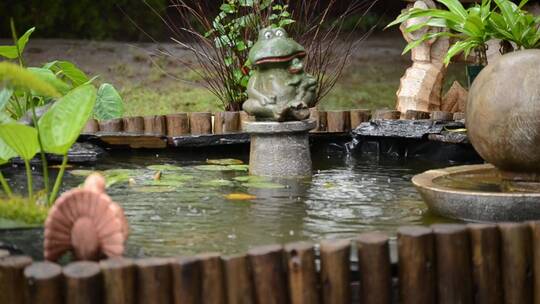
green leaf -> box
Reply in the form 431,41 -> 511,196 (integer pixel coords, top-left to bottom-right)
279,19 -> 295,28
44,60 -> 90,87
0,123 -> 39,160
0,137 -> 17,164
0,89 -> 13,112
220,3 -> 235,13
38,85 -> 97,155
27,67 -> 71,95
0,62 -> 61,98
438,0 -> 467,21
94,83 -> 124,120
0,27 -> 35,59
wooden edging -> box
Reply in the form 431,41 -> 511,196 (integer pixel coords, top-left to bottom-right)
4,221 -> 540,303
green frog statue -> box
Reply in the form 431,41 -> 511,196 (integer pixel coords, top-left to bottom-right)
243,27 -> 317,122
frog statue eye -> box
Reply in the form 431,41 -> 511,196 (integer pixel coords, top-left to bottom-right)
264,31 -> 273,39
275,29 -> 284,37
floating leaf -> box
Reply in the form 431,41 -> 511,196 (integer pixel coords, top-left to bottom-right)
201,179 -> 235,187
195,165 -> 232,171
133,186 -> 176,193
242,182 -> 285,189
225,193 -> 257,200
207,158 -> 244,165
233,176 -> 270,183
228,165 -> 249,172
147,164 -> 183,171
68,169 -> 97,177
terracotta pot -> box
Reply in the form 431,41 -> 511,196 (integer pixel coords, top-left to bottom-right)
467,50 -> 540,181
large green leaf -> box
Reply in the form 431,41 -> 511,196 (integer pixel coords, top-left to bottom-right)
0,62 -> 60,98
38,85 -> 97,155
0,123 -> 39,160
0,27 -> 35,59
27,68 -> 71,95
0,138 -> 17,165
0,89 -> 13,112
94,83 -> 124,120
43,61 -> 90,87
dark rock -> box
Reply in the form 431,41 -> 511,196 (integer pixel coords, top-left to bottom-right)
352,119 -> 465,139
12,142 -> 106,165
169,133 -> 250,148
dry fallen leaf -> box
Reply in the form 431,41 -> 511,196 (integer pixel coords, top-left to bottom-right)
225,193 -> 256,201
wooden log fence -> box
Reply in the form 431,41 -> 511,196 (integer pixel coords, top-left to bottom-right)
5,222 -> 540,303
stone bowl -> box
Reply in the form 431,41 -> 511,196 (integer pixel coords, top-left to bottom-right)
467,50 -> 540,181
412,164 -> 540,222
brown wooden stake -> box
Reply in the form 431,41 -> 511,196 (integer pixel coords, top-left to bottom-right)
144,115 -> 167,136
248,245 -> 288,304
190,112 -> 213,135
350,109 -> 371,129
82,119 -> 99,134
529,221 -> 540,304
24,261 -> 63,304
468,224 -> 503,304
499,222 -> 533,304
171,257 -> 202,304
356,232 -> 392,304
284,242 -> 320,304
326,111 -> 351,133
166,113 -> 190,136
198,253 -> 226,304
214,111 -> 241,134
404,110 -> 430,120
98,118 -> 123,132
430,111 -> 454,121
63,261 -> 103,304
309,108 -> 327,132
397,226 -> 436,304
135,258 -> 172,304
372,109 -> 401,120
100,258 -> 136,304
320,239 -> 351,304
222,254 -> 255,304
453,112 -> 466,121
122,116 -> 145,134
0,256 -> 32,304
432,224 -> 473,304
0,249 -> 9,259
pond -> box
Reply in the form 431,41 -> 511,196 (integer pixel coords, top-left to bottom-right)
0,142 -> 459,259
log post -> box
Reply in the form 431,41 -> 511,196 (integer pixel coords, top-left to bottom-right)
468,224 -> 503,304
98,118 -> 123,133
166,113 -> 190,137
144,115 -> 167,136
122,117 -> 145,134
190,112 -> 213,135
326,111 -> 351,133
356,232 -> 392,304
397,226 -> 436,304
0,249 -> 9,259
430,111 -> 454,121
222,254 -> 255,304
100,258 -> 136,304
63,261 -> 103,304
372,110 -> 401,120
171,257 -> 202,304
529,221 -> 540,304
135,258 -> 172,304
198,253 -> 226,304
433,224 -> 473,304
83,119 -> 99,134
0,256 -> 33,304
319,239 -> 351,304
284,242 -> 320,304
404,110 -> 430,120
24,261 -> 63,304
248,245 -> 288,304
350,109 -> 371,129
309,108 -> 327,132
214,111 -> 241,134
239,111 -> 255,128
499,223 -> 533,304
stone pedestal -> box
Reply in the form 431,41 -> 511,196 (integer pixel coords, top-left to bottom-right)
243,120 -> 316,177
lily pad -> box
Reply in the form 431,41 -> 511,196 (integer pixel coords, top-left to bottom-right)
201,179 -> 235,187
242,182 -> 285,189
195,165 -> 232,171
225,193 -> 257,200
69,169 -> 96,177
147,164 -> 183,171
161,174 -> 195,182
143,180 -> 185,187
228,165 -> 249,172
132,186 -> 176,193
207,158 -> 244,165
233,176 -> 270,183
105,173 -> 131,188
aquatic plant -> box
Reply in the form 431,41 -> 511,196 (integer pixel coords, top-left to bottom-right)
387,0 -> 540,66
153,0 -> 376,111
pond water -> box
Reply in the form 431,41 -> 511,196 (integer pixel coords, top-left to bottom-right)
1,143 -> 459,258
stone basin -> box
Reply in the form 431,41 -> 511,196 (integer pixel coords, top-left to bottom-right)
412,164 -> 540,222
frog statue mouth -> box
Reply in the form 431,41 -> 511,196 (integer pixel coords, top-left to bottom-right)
254,51 -> 306,65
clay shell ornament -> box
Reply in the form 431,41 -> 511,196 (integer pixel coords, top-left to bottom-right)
243,27 -> 317,122
44,173 -> 129,261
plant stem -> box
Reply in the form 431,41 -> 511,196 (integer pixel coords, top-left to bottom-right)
49,154 -> 68,206
0,172 -> 13,197
24,159 -> 33,198
31,106 -> 49,200
9,18 -> 25,68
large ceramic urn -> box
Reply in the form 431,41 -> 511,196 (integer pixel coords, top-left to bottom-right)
467,50 -> 540,181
